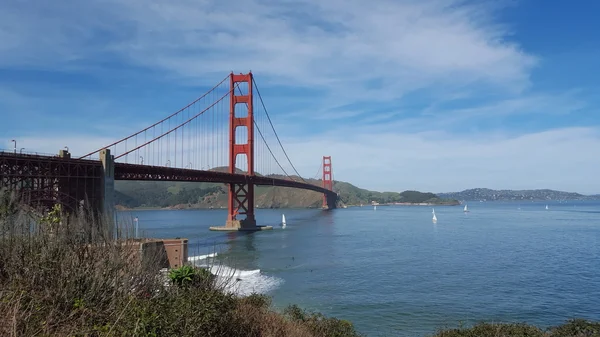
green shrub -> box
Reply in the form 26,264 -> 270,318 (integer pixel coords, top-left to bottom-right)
168,265 -> 195,286
549,319 -> 600,337
110,288 -> 242,337
284,304 -> 363,337
433,320 -> 600,337
168,265 -> 215,290
239,292 -> 272,309
433,322 -> 544,337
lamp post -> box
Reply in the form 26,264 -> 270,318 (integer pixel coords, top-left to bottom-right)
64,146 -> 69,152
11,139 -> 16,153
134,217 -> 139,239
19,148 -> 25,154
140,156 -> 144,165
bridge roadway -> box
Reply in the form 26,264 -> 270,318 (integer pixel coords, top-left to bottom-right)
114,162 -> 336,197
0,151 -> 335,200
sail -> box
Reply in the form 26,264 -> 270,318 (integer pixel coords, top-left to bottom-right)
282,214 -> 286,227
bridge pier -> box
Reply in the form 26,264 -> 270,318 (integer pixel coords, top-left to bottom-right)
215,218 -> 271,231
99,149 -> 115,238
57,149 -> 103,222
325,192 -> 338,210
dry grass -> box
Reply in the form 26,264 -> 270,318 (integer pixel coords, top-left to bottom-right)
0,194 -> 163,336
235,301 -> 314,337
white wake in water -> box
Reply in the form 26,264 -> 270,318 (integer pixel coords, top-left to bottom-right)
188,252 -> 218,261
189,253 -> 282,296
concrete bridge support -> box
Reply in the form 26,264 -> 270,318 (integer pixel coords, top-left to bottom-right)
325,192 -> 338,210
99,149 -> 115,238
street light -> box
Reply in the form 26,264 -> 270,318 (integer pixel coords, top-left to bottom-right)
11,139 -> 16,153
134,217 -> 139,239
64,146 -> 69,152
19,148 -> 25,154
140,156 -> 144,165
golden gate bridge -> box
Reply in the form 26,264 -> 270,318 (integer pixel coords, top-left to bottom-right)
0,72 -> 336,233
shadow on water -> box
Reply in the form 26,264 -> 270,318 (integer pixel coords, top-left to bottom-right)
225,231 -> 257,252
217,230 -> 259,270
321,209 -> 335,225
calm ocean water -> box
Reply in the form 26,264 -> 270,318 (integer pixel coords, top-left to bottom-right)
118,201 -> 600,337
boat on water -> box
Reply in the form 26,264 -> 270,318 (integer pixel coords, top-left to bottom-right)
432,209 -> 437,223
463,204 -> 469,213
281,214 -> 286,228
545,204 -> 549,210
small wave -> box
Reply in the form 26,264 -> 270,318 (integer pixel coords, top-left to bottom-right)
211,265 -> 283,296
194,262 -> 283,296
188,252 -> 218,261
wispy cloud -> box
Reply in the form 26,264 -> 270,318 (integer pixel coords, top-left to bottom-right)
0,0 -> 535,99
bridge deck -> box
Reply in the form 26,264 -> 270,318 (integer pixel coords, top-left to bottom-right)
114,163 -> 335,196
1,152 -> 335,198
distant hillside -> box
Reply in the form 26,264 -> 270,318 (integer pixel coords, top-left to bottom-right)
333,181 -> 458,206
438,188 -> 599,201
114,171 -> 458,209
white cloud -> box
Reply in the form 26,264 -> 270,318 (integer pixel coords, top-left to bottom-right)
0,0 -> 535,102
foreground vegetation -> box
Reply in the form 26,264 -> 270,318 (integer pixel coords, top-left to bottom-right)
1,192 -> 597,336
432,320 -> 600,337
0,193 -> 361,336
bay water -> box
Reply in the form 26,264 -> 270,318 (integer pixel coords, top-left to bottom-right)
118,201 -> 600,336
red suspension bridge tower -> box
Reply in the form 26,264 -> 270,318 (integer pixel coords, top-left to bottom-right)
322,156 -> 333,208
225,73 -> 257,229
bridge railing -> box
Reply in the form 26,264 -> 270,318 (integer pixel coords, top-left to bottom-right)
1,148 -> 59,157
0,149 -> 101,162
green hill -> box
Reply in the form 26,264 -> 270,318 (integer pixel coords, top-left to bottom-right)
333,181 -> 455,205
114,172 -> 458,209
438,188 -> 599,201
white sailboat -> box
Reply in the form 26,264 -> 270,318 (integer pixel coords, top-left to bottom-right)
545,204 -> 549,210
281,214 -> 286,228
374,205 -> 377,211
432,208 -> 437,223
463,204 -> 469,213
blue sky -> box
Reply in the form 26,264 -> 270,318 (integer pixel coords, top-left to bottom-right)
1,0 -> 599,194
